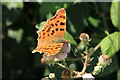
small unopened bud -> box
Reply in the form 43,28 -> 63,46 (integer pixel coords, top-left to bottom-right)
92,55 -> 112,75
49,73 -> 55,78
62,69 -> 71,78
92,66 -> 102,75
79,33 -> 90,45
98,55 -> 112,66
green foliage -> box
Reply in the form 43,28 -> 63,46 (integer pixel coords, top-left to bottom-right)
88,17 -> 101,28
2,2 -> 23,9
117,69 -> 120,80
7,29 -> 23,43
110,1 -> 120,30
44,68 -> 50,76
2,2 -> 119,79
69,63 -> 76,71
65,31 -> 77,45
35,21 -> 46,30
100,32 -> 120,57
2,2 -> 23,26
40,2 -> 72,19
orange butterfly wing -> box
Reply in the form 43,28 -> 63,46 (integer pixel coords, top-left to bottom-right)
32,8 -> 66,55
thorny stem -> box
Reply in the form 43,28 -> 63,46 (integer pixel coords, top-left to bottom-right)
56,44 -> 100,78
66,58 -> 83,61
81,53 -> 88,74
56,63 -> 66,69
56,62 -> 79,75
62,60 -> 69,69
94,44 -> 100,51
80,46 -> 89,74
72,47 -> 89,77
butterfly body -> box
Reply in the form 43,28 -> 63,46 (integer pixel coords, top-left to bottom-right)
32,8 -> 67,55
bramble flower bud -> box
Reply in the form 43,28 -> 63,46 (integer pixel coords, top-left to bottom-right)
49,73 -> 55,78
61,69 -> 71,78
92,66 -> 102,75
98,55 -> 112,66
92,55 -> 112,75
79,33 -> 90,45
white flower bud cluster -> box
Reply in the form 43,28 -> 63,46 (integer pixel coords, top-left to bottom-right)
92,55 -> 112,75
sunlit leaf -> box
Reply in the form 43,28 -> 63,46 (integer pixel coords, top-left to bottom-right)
110,1 -> 120,29
7,29 -> 23,43
65,31 -> 77,45
100,32 -> 120,57
88,17 -> 100,27
35,21 -> 46,30
2,2 -> 23,9
2,2 -> 23,26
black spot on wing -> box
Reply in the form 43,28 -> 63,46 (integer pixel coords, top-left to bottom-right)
51,24 -> 54,27
57,20 -> 59,22
60,22 -> 65,25
51,33 -> 54,35
55,23 -> 58,26
55,28 -> 59,31
47,34 -> 49,36
52,30 -> 55,33
43,33 -> 45,35
60,28 -> 64,31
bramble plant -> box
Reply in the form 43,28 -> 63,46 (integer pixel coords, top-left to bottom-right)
31,4 -> 120,79
34,22 -> 112,80
2,1 -> 120,80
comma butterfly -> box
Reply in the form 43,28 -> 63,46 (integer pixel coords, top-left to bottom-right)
32,8 -> 68,55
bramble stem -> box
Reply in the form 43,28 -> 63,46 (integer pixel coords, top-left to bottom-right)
94,44 -> 100,51
66,58 -> 83,61
62,60 -> 69,69
56,63 -> 66,69
81,54 -> 88,74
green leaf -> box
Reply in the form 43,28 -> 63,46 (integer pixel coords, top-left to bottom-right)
100,32 -> 120,57
69,63 -> 76,71
110,1 -> 120,29
8,29 -> 23,43
117,69 -> 120,80
46,13 -> 53,19
88,16 -> 100,28
35,21 -> 46,30
2,2 -> 23,26
40,2 -> 71,19
65,31 -> 77,45
44,68 -> 50,76
2,2 -> 23,9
